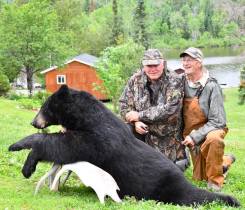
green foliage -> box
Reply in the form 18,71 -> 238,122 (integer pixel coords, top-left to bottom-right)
17,98 -> 41,110
0,0 -> 244,98
52,0 -> 87,54
97,40 -> 144,112
203,0 -> 214,33
238,66 -> 245,105
6,90 -> 50,109
0,0 -> 73,95
76,5 -> 113,56
32,91 -> 51,104
83,0 -> 90,14
238,87 -> 245,105
111,0 -> 124,45
145,0 -> 244,49
0,70 -> 10,96
6,91 -> 24,100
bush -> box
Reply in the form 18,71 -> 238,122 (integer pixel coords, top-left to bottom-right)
6,91 -> 24,100
32,91 -> 51,104
238,66 -> 245,105
97,40 -> 144,112
0,71 -> 10,96
17,98 -> 41,110
6,90 -> 50,110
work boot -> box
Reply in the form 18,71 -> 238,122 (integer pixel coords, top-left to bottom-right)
223,154 -> 236,178
207,181 -> 221,192
175,158 -> 189,172
175,147 -> 191,172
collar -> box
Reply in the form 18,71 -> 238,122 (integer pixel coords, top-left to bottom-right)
187,68 -> 209,88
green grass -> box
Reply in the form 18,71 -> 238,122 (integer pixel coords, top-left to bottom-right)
0,88 -> 244,209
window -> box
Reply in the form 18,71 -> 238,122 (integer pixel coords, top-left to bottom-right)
56,75 -> 66,84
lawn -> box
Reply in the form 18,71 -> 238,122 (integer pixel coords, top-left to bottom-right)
0,88 -> 244,210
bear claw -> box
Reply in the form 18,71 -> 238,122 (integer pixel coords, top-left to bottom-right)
22,166 -> 34,178
9,143 -> 23,151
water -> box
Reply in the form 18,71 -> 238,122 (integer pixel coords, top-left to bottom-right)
164,46 -> 245,88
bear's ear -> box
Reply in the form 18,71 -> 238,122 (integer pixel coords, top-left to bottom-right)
56,85 -> 71,101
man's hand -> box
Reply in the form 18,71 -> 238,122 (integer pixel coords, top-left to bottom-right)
126,111 -> 139,122
182,135 -> 195,149
135,121 -> 148,135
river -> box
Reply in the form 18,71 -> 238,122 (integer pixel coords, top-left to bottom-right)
164,46 -> 245,88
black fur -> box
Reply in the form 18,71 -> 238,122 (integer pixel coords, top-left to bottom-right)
9,85 -> 240,207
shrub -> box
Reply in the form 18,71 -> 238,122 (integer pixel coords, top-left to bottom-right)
97,40 -> 144,112
32,91 -> 51,104
238,66 -> 245,105
6,91 -> 24,100
17,98 -> 41,110
6,90 -> 50,110
0,71 -> 10,96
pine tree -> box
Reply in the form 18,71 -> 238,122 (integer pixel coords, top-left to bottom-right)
83,0 -> 97,14
204,0 -> 214,34
133,0 -> 149,49
83,0 -> 90,14
111,0 -> 123,45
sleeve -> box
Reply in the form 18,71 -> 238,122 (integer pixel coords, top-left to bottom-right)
190,84 -> 226,144
119,78 -> 135,121
138,76 -> 184,123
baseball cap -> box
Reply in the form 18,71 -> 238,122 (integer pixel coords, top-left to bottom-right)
179,47 -> 204,63
142,49 -> 163,66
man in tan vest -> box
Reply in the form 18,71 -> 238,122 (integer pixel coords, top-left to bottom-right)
180,47 -> 235,191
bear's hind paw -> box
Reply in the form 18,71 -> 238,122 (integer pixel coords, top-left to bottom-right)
224,195 -> 240,207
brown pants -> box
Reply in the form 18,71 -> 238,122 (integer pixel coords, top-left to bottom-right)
190,129 -> 232,187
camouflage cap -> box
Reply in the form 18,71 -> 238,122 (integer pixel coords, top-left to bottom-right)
142,49 -> 163,66
180,47 -> 204,63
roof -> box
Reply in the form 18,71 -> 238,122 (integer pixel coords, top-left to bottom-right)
41,53 -> 98,74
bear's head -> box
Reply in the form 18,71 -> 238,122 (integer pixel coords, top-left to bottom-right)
31,85 -> 109,131
31,85 -> 72,129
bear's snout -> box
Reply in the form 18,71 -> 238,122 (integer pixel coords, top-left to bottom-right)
31,120 -> 39,127
31,113 -> 47,129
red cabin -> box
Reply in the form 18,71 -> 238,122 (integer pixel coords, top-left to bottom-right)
41,54 -> 107,100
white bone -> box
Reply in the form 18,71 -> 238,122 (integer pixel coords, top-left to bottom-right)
59,170 -> 72,186
34,164 -> 61,195
51,162 -> 121,204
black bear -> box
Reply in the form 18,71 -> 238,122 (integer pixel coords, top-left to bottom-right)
9,85 -> 240,207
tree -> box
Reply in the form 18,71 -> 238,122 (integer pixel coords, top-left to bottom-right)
133,0 -> 149,49
77,6 -> 113,56
111,0 -> 124,45
52,0 -> 85,55
0,0 -> 5,9
0,0 -> 72,96
238,66 -> 245,105
97,40 -> 144,112
187,5 -> 203,41
83,0 -> 90,14
203,0 -> 214,33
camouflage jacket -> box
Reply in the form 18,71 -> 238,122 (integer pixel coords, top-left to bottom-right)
119,69 -> 185,161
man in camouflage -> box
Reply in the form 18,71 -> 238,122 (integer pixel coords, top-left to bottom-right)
119,49 -> 189,171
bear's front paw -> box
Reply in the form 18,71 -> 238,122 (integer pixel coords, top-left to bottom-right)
8,143 -> 23,151
22,164 -> 36,178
